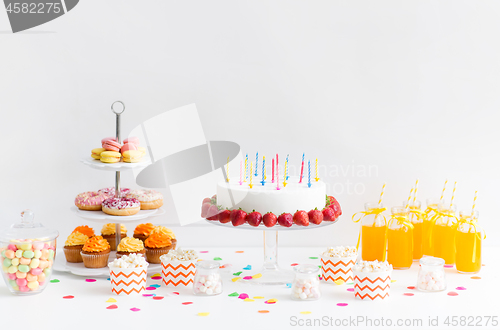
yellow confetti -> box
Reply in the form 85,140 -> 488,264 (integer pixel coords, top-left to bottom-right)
391,280 -> 397,283
334,279 -> 345,285
232,277 -> 241,282
106,298 -> 117,303
253,296 -> 265,299
252,273 -> 263,279
197,259 -> 203,262
244,298 -> 255,302
197,312 -> 210,317
300,311 -> 312,315
267,298 -> 278,303
152,273 -> 161,277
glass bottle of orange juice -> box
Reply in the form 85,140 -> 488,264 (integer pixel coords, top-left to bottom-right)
404,200 -> 424,260
456,210 -> 484,274
387,206 -> 413,269
423,198 -> 441,257
432,204 -> 458,266
360,203 -> 387,262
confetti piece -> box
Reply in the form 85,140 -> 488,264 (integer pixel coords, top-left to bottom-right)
235,251 -> 244,253
407,286 -> 416,290
252,273 -> 262,279
146,287 -> 156,290
130,308 -> 141,312
213,257 -> 222,261
233,271 -> 243,276
471,276 -> 481,280
244,298 -> 255,302
238,293 -> 249,299
182,302 -> 193,305
85,279 -> 96,282
290,263 -> 299,266
220,264 -> 232,269
286,283 -> 292,288
444,265 -> 454,268
228,292 -> 239,297
199,251 -> 209,253
300,311 -> 312,314
264,299 -> 278,304
309,257 -> 318,259
258,310 -> 270,313
347,288 -> 354,292
243,265 -> 252,270
253,296 -> 265,299
403,293 -> 414,296
142,294 -> 154,297
318,265 -> 322,268
107,278 -> 110,281
153,296 -> 164,300
106,304 -> 118,309
152,273 -> 161,277
106,298 -> 117,303
482,264 -> 486,266
243,276 -> 253,280
63,295 -> 74,299
337,303 -> 348,307
448,292 -> 459,296
346,282 -> 354,285
391,280 -> 397,283
232,277 -> 241,282
456,287 -> 467,290
334,279 -> 345,285
198,312 -> 210,317
50,279 -> 60,283
151,284 -> 161,288
151,276 -> 162,280
172,292 -> 180,295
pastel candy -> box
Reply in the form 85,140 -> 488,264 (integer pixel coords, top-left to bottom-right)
43,244 -> 50,249
16,271 -> 26,279
1,250 -> 6,258
8,273 -> 17,280
33,250 -> 42,259
27,281 -> 39,290
30,259 -> 40,269
26,273 -> 37,282
15,250 -> 23,258
48,250 -> 54,261
38,260 -> 48,269
20,244 -> 32,251
5,250 -> 15,259
43,268 -> 51,276
3,258 -> 12,267
37,272 -> 46,282
8,265 -> 18,274
33,242 -> 44,250
30,268 -> 42,276
20,258 -> 31,265
19,285 -> 29,292
23,250 -> 34,259
11,258 -> 19,266
41,249 -> 49,260
18,265 -> 30,273
16,278 -> 27,286
7,244 -> 17,251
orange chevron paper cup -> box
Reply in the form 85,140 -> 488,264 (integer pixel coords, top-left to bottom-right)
109,266 -> 148,295
321,255 -> 357,283
161,260 -> 196,287
353,270 -> 392,301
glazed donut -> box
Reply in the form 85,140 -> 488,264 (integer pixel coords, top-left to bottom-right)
102,198 -> 140,216
126,189 -> 163,210
98,187 -> 131,198
75,191 -> 108,211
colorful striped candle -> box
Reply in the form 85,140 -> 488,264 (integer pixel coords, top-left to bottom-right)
299,153 -> 305,183
272,158 -> 275,183
285,154 -> 289,181
249,162 -> 253,189
244,154 -> 248,182
315,158 -> 319,182
255,152 -> 258,177
307,160 -> 311,188
283,155 -> 288,187
261,156 -> 266,185
276,154 -> 280,190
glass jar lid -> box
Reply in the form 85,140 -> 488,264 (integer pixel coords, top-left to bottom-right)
0,210 -> 59,243
420,256 -> 445,267
196,260 -> 220,270
294,264 -> 320,274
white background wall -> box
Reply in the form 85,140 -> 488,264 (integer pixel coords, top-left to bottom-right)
0,1 -> 498,247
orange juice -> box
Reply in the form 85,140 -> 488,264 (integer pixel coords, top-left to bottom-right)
423,200 -> 440,256
455,211 -> 483,274
432,223 -> 456,265
361,225 -> 386,261
407,202 -> 423,260
387,207 -> 413,269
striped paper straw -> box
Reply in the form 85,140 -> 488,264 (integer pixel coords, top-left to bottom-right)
412,179 -> 419,205
440,180 -> 448,202
471,191 -> 478,217
378,183 -> 386,206
405,187 -> 414,211
449,181 -> 457,208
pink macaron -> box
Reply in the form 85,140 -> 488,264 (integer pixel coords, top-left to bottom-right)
123,137 -> 140,146
101,137 -> 117,144
102,140 -> 122,152
121,143 -> 138,153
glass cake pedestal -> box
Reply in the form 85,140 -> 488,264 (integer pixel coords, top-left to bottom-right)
205,218 -> 339,285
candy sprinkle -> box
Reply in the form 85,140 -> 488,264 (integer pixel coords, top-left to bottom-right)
106,304 -> 118,310
243,276 -> 253,280
198,312 -> 210,317
228,292 -> 239,297
337,303 -> 348,307
213,257 -> 222,261
403,293 -> 414,296
238,293 -> 249,299
150,284 -> 161,288
334,279 -> 345,285
63,295 -> 74,299
291,263 -> 299,266
235,251 -> 245,253
264,299 -> 278,304
346,282 -> 354,285
130,308 -> 141,312
153,296 -> 164,300
85,279 -> 96,282
172,292 -> 180,295
253,296 -> 265,299
444,265 -> 454,268
252,273 -> 263,279
146,287 -> 156,291
471,276 -> 481,280
244,298 -> 255,302
50,279 -> 60,283
182,302 -> 193,305
448,292 -> 459,296
243,265 -> 252,270
286,283 -> 292,288
142,294 -> 154,297
106,298 -> 117,303
456,287 -> 467,290
391,280 -> 397,283
300,311 -> 312,314
151,276 -> 162,280
233,271 -> 243,276
232,277 -> 241,282
309,257 -> 318,259
199,251 -> 209,253
258,310 -> 270,313
152,273 -> 161,277
407,286 -> 416,290
347,288 -> 354,292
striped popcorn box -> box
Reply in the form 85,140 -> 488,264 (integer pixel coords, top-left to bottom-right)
109,266 -> 148,295
321,255 -> 357,283
353,270 -> 392,301
161,260 -> 196,287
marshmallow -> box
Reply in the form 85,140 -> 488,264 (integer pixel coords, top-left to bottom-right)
292,277 -> 321,300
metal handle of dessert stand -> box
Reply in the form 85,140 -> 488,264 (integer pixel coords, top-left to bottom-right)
111,101 -> 125,248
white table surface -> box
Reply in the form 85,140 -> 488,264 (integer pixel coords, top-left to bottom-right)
1,247 -> 498,330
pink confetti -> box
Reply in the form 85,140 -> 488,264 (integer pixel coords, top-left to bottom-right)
106,304 -> 118,309
448,292 -> 459,296
407,286 -> 416,290
456,287 -> 467,291
151,276 -> 162,280
444,265 -> 454,268
238,293 -> 249,299
63,295 -> 74,299
142,294 -> 154,297
199,251 -> 209,253
243,276 -> 253,280
172,292 -> 180,295
130,308 -> 141,312
403,293 -> 414,296
182,302 -> 193,305
146,287 -> 156,290
291,263 -> 299,266
337,303 -> 348,307
347,288 -> 354,292
85,279 -> 96,282
153,296 -> 164,300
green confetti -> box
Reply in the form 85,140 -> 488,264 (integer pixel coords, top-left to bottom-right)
309,257 -> 319,259
50,279 -> 60,283
228,292 -> 239,297
214,257 -> 222,261
318,265 -> 322,268
346,282 -> 354,285
233,271 -> 242,276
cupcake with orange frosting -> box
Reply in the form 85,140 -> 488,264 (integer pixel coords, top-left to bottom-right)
144,231 -> 173,264
101,223 -> 127,251
81,236 -> 111,268
133,223 -> 155,242
116,237 -> 146,258
150,226 -> 177,249
72,225 -> 95,238
63,231 -> 90,263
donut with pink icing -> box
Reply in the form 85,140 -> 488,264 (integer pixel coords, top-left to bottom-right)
98,187 -> 131,198
74,191 -> 108,211
102,197 -> 140,216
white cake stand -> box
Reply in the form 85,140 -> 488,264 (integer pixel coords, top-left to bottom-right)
205,217 -> 340,285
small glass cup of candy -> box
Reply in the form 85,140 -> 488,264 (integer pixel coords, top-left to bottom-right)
417,257 -> 446,292
456,211 -> 484,274
0,210 -> 59,295
291,264 -> 321,301
193,261 -> 222,296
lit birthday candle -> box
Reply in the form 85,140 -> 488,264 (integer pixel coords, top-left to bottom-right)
272,158 -> 275,183
249,162 -> 253,189
308,160 -> 311,188
226,157 -> 230,182
255,152 -> 258,177
276,154 -> 280,190
285,154 -> 289,181
239,160 -> 243,185
315,158 -> 319,182
299,153 -> 305,183
261,156 -> 266,185
244,154 -> 248,182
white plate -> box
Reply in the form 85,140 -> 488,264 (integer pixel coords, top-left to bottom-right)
53,250 -> 161,277
80,157 -> 152,172
71,206 -> 166,223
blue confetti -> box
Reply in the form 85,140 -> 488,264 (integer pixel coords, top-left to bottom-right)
243,265 -> 252,270
107,277 -> 110,281
286,283 -> 292,288
151,284 -> 161,288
